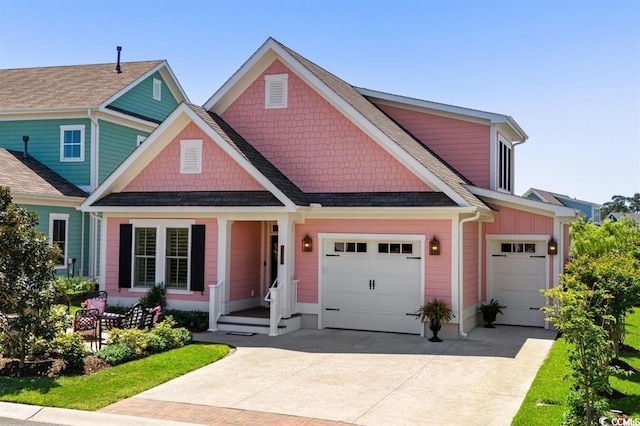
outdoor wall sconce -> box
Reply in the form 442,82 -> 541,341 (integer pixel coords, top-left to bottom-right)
429,236 -> 441,256
547,237 -> 558,255
302,234 -> 313,252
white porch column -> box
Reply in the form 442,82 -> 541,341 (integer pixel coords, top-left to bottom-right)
217,218 -> 233,315
276,217 -> 295,286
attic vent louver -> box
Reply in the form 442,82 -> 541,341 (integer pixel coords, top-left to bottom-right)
265,74 -> 288,109
115,46 -> 122,74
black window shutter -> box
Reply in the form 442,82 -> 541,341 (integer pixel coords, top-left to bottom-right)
119,224 -> 133,289
191,224 -> 206,292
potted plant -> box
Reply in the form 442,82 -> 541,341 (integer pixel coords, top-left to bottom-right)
479,299 -> 505,328
416,297 -> 454,342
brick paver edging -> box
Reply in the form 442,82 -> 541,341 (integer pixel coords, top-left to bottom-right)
100,398 -> 350,425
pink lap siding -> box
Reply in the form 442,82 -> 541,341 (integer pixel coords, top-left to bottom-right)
376,103 -> 490,188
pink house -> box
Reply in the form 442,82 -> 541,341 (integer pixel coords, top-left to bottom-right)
82,39 -> 578,338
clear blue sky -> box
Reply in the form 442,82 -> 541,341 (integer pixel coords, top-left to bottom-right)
1,1 -> 638,205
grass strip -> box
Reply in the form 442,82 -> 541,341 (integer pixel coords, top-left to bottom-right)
513,309 -> 640,424
0,342 -> 229,411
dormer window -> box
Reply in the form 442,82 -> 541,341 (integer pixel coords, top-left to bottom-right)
498,137 -> 512,192
265,74 -> 288,109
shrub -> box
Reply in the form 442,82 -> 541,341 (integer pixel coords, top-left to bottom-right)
150,316 -> 192,350
97,343 -> 133,365
165,309 -> 209,331
53,276 -> 95,310
139,282 -> 167,310
146,333 -> 167,354
107,327 -> 150,357
53,332 -> 87,370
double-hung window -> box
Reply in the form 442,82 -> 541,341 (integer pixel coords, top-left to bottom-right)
131,221 -> 193,290
49,213 -> 69,268
60,125 -> 85,162
497,137 -> 512,192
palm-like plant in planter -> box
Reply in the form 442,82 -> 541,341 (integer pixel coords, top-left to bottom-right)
479,299 -> 505,328
416,297 -> 454,342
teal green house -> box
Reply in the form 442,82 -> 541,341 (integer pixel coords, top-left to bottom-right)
0,58 -> 188,278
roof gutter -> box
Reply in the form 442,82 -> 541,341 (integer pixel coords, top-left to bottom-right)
458,210 -> 481,339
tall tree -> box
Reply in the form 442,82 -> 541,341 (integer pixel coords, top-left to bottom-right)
601,193 -> 640,217
0,186 -> 60,369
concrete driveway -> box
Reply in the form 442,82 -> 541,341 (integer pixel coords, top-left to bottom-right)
127,326 -> 555,425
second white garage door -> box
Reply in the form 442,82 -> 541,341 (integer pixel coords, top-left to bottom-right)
489,240 -> 548,327
322,238 -> 422,334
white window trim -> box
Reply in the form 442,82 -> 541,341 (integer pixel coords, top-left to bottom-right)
180,139 -> 202,174
49,213 -> 69,269
497,135 -> 512,193
137,135 -> 146,146
153,78 -> 162,101
130,219 -> 195,290
60,125 -> 85,162
265,73 -> 288,109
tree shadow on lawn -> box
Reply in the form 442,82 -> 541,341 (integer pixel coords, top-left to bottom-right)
0,376 -> 60,397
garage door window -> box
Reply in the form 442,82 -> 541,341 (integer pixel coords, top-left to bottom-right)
334,242 -> 367,253
378,243 -> 413,254
500,242 -> 536,253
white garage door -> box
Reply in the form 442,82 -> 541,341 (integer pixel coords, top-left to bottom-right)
490,240 -> 547,327
322,238 -> 422,334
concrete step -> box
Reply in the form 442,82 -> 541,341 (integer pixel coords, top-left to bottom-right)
217,313 -> 302,335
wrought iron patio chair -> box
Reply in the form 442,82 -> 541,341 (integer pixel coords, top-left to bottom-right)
73,308 -> 100,351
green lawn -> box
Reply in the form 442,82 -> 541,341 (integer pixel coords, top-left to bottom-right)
513,310 -> 640,424
0,342 -> 229,411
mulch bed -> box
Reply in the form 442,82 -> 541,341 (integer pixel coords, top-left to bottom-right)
0,355 -> 110,378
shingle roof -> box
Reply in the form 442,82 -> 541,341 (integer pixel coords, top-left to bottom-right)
189,104 -> 309,205
307,192 -> 456,207
0,149 -> 87,198
527,188 -> 565,206
92,191 -> 283,207
0,61 -> 163,110
276,40 -> 489,211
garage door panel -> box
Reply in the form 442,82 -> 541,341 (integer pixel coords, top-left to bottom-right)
371,311 -> 421,334
322,238 -> 422,334
490,241 -> 547,327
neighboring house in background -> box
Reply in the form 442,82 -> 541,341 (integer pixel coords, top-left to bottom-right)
0,58 -> 188,277
82,38 -> 579,338
606,212 -> 640,223
524,188 -> 602,224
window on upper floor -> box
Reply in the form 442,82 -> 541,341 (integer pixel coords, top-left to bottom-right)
60,125 -> 85,162
497,137 -> 512,192
153,78 -> 162,101
49,213 -> 69,268
180,139 -> 202,174
593,208 -> 601,224
265,74 -> 288,109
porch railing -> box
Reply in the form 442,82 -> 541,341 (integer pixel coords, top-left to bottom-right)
264,279 -> 299,336
208,279 -> 224,331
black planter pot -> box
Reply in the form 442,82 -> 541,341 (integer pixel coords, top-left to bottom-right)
482,311 -> 498,328
428,320 -> 443,342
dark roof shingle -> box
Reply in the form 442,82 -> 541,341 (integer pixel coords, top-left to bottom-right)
93,191 -> 283,207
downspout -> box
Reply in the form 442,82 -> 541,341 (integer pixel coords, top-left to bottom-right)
87,109 -> 99,279
458,210 -> 481,338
